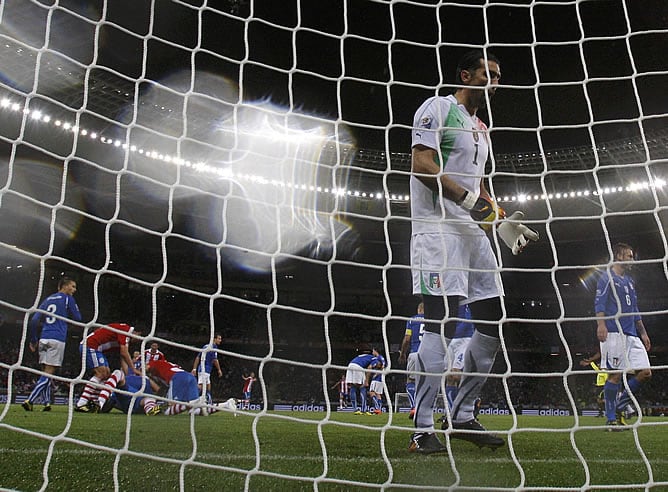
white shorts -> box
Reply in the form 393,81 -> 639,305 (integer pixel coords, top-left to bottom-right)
369,380 -> 384,394
345,363 -> 365,385
600,332 -> 650,371
406,352 -> 419,380
197,372 -> 211,385
38,339 -> 66,367
447,337 -> 471,371
411,232 -> 502,302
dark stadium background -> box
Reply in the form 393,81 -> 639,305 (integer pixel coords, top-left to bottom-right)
1,0 -> 667,409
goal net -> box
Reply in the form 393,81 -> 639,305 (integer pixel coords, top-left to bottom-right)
1,0 -> 667,490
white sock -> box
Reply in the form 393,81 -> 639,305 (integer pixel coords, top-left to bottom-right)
451,331 -> 499,423
413,332 -> 447,431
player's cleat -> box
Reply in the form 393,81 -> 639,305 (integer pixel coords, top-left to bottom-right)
619,405 -> 636,424
22,400 -> 33,412
42,405 -> 52,412
353,410 -> 363,415
88,402 -> 100,414
373,409 -> 382,415
439,415 -> 449,430
364,411 -> 374,416
408,432 -> 447,455
408,408 -> 415,420
451,419 -> 505,450
606,419 -> 626,432
616,412 -> 628,426
146,405 -> 162,416
217,398 -> 238,417
74,403 -> 92,413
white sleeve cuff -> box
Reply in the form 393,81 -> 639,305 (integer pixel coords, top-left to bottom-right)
460,190 -> 479,210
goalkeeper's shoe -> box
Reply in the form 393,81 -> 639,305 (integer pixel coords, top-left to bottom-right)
146,405 -> 162,416
74,403 -> 92,413
451,419 -> 505,450
616,411 -> 628,426
22,400 -> 33,412
606,419 -> 625,432
408,433 -> 447,455
42,404 -> 52,412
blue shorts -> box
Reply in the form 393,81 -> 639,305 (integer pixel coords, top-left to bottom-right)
112,376 -> 153,414
167,372 -> 199,402
79,344 -> 109,369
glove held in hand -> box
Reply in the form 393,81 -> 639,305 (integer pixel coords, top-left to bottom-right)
497,211 -> 539,255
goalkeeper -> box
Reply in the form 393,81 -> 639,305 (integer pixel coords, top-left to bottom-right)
407,50 -> 538,454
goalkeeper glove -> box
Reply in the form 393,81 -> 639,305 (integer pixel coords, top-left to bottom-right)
497,211 -> 539,255
458,191 -> 505,232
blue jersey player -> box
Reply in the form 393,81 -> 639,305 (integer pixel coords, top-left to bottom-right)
104,374 -> 160,416
595,242 -> 651,428
191,334 -> 223,404
23,277 -> 82,412
445,303 -> 475,408
369,353 -> 387,414
398,302 -> 424,418
345,348 -> 380,415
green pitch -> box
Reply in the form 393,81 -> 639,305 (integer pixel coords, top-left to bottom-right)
1,405 -> 667,491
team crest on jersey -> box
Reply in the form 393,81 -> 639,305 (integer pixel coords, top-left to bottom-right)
420,116 -> 432,128
428,273 -> 441,289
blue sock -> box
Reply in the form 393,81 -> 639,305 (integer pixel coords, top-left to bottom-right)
406,382 -> 415,407
360,387 -> 368,412
372,395 -> 381,410
349,386 -> 359,411
445,385 -> 458,409
44,379 -> 52,405
604,381 -> 620,421
28,376 -> 50,404
616,377 -> 641,412
206,392 -> 213,405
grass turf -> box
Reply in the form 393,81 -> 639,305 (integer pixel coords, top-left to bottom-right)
1,404 -> 667,491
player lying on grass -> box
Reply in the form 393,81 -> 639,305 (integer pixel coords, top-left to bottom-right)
147,358 -> 222,416
92,367 -> 238,416
98,371 -> 161,416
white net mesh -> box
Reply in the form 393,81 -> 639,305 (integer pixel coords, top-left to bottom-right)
1,0 -> 667,490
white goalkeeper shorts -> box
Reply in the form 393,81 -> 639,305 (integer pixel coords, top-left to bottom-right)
197,372 -> 211,386
600,332 -> 650,371
38,339 -> 66,367
411,232 -> 502,302
345,363 -> 365,385
447,336 -> 471,371
369,380 -> 384,394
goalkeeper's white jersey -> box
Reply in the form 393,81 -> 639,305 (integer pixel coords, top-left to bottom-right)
410,94 -> 490,235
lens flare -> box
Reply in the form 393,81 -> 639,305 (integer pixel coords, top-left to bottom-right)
0,158 -> 83,255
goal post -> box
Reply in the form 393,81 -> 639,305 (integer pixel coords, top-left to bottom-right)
394,392 -> 447,415
1,0 -> 667,490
